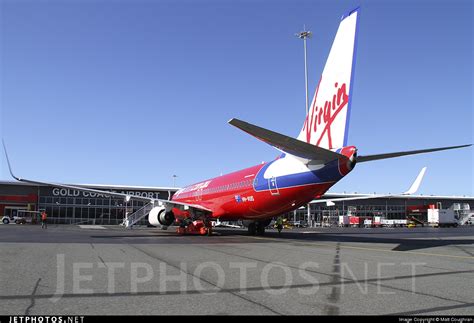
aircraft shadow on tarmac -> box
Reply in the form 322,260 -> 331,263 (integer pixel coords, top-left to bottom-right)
213,228 -> 474,253
89,228 -> 474,253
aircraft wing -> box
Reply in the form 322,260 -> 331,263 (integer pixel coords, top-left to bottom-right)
228,118 -> 348,164
314,167 -> 427,206
2,141 -> 212,213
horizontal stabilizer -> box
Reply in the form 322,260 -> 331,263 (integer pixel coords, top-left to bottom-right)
229,118 -> 347,164
357,144 -> 471,163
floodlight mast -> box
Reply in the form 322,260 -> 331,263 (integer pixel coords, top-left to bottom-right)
296,26 -> 313,227
172,174 -> 177,188
295,27 -> 312,114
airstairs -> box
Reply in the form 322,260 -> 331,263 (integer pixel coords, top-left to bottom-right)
454,203 -> 474,226
458,212 -> 473,226
123,201 -> 155,229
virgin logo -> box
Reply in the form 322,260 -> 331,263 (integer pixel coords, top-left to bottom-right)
302,80 -> 349,149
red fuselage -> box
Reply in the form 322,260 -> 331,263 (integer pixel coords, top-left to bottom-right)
171,147 -> 356,221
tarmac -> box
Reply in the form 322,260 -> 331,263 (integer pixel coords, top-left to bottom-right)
1,224 -> 473,315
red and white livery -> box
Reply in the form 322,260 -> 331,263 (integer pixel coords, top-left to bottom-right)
4,8 -> 470,236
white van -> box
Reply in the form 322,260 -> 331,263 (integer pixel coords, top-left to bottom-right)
2,207 -> 27,224
1,207 -> 41,224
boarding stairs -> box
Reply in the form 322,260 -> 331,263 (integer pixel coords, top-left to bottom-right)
123,202 -> 155,229
453,203 -> 473,226
458,211 -> 474,226
321,210 -> 339,227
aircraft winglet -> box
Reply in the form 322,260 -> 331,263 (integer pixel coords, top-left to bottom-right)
403,167 -> 427,195
2,139 -> 21,181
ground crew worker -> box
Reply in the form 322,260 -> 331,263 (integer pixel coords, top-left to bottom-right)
41,211 -> 48,229
276,216 -> 283,234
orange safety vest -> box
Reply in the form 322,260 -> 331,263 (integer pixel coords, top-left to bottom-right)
41,212 -> 47,221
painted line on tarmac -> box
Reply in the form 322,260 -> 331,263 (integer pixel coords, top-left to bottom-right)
247,236 -> 474,260
78,225 -> 106,229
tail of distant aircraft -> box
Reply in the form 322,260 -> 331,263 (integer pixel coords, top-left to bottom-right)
297,8 -> 359,150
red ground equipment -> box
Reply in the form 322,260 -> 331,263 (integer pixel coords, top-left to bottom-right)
176,220 -> 212,236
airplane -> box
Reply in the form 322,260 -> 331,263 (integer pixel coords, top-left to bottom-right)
2,7 -> 471,236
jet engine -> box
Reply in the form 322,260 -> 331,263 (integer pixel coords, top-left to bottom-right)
148,206 -> 175,226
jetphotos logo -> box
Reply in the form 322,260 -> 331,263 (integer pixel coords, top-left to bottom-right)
301,79 -> 349,149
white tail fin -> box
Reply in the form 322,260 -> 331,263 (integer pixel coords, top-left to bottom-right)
297,8 -> 359,149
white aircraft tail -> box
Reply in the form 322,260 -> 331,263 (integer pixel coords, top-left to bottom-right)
297,7 -> 359,150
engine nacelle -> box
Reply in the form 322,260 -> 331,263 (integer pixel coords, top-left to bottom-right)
148,207 -> 175,226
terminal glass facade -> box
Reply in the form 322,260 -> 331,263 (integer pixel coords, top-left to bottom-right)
0,182 -> 473,226
287,198 -> 474,227
37,186 -> 174,225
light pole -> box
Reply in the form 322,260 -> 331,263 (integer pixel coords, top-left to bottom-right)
172,175 -> 177,187
295,26 -> 312,114
296,26 -> 313,227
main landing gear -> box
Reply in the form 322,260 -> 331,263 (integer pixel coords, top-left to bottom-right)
247,220 -> 269,236
176,219 -> 213,236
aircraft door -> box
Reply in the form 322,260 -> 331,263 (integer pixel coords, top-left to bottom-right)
269,176 -> 280,196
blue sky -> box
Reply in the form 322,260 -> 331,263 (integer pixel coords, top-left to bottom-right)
1,0 -> 472,196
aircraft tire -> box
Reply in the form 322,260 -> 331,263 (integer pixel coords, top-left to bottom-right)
248,223 -> 256,235
256,223 -> 265,236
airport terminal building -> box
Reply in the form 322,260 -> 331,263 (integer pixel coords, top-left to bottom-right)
0,181 -> 175,225
0,180 -> 473,226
